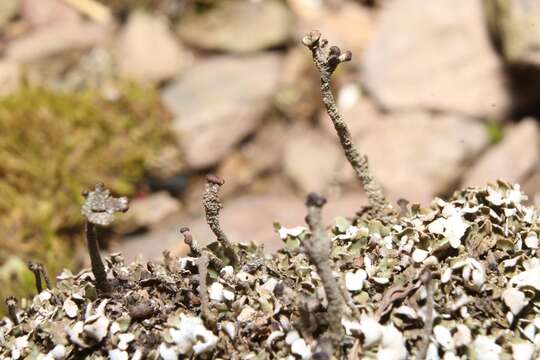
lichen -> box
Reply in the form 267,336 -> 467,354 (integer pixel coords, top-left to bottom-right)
2,181 -> 540,359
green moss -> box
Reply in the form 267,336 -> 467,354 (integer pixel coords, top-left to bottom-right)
486,121 -> 504,145
0,84 -> 178,308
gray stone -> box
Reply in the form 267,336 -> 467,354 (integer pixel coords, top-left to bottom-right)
177,0 -> 294,53
114,12 -> 189,84
284,125 -> 341,193
462,118 -> 540,187
362,0 -> 509,119
161,54 -> 282,169
338,112 -> 489,205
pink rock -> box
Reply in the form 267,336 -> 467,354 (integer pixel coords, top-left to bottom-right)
161,54 -> 282,169
462,119 -> 540,187
284,125 -> 341,193
117,191 -> 368,261
21,0 -> 80,29
114,12 -> 189,84
290,0 -> 375,56
337,111 -> 488,205
362,0 -> 510,119
6,22 -> 112,62
523,165 -> 540,206
320,98 -> 382,140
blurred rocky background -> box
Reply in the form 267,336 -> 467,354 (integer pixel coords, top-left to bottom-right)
1,0 -> 539,303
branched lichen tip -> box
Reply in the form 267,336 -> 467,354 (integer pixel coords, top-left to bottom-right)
306,193 -> 327,208
206,174 -> 225,186
301,30 -> 321,48
81,183 -> 129,226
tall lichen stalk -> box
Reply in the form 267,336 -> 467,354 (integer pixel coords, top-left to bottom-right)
302,30 -> 391,219
304,193 -> 344,341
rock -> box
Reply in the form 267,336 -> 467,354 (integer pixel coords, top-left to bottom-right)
176,0 -> 294,53
117,191 -> 368,261
362,0 -> 509,119
217,121 -> 288,196
20,0 -> 80,29
24,47 -> 116,91
114,12 -> 189,84
462,119 -> 540,187
484,0 -> 540,66
214,192 -> 368,253
320,94 -> 381,139
284,125 -> 341,193
338,112 -> 488,205
127,192 -> 181,229
0,61 -> 20,95
161,54 -> 282,169
289,0 -> 374,55
6,22 -> 112,62
275,47 -> 320,122
523,166 -> 540,206
0,0 -> 18,29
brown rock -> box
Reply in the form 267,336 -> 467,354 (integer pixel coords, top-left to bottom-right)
114,12 -> 189,84
161,54 -> 282,169
284,125 -> 342,193
462,119 -> 540,187
338,112 -> 488,204
362,0 -> 509,119
177,0 -> 294,53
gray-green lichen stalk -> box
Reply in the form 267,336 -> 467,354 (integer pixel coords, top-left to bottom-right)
302,30 -> 391,219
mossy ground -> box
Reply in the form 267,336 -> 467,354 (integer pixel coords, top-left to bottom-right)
0,85 -> 178,310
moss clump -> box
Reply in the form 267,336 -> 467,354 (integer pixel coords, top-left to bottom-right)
0,85 -> 178,306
